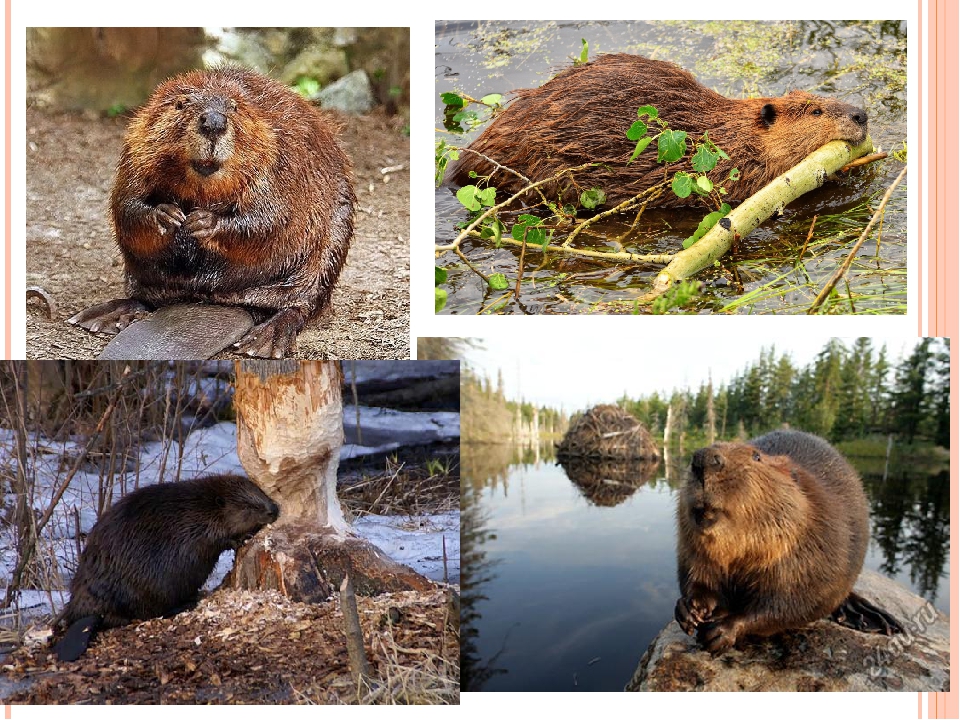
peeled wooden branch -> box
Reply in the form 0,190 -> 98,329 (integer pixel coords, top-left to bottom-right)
340,574 -> 374,687
643,135 -> 875,303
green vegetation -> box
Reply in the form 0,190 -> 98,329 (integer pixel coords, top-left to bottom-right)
460,338 -> 950,451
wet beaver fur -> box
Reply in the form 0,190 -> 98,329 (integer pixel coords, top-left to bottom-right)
53,474 -> 279,661
67,66 -> 355,358
448,54 -> 869,208
675,430 -> 902,654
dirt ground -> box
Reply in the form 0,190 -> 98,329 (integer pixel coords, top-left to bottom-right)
25,108 -> 410,360
4,589 -> 458,704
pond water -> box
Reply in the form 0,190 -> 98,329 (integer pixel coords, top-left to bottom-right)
461,442 -> 950,692
435,20 -> 907,315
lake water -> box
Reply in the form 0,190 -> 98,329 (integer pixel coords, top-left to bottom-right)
461,442 -> 950,692
435,20 -> 907,315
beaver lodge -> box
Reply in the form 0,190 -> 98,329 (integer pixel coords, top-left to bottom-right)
556,404 -> 659,460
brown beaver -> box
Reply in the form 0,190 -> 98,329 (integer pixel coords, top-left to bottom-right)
67,66 -> 355,358
675,430 -> 902,654
448,54 -> 868,208
53,474 -> 280,661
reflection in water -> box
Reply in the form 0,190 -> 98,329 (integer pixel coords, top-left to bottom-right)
460,480 -> 505,691
461,443 -> 949,691
558,457 -> 661,507
865,468 -> 950,607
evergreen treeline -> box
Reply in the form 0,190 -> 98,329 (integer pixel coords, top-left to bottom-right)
618,338 -> 950,447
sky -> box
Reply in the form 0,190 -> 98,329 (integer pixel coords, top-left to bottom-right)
464,335 -> 924,412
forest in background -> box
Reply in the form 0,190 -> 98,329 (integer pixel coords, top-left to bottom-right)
455,338 -> 950,451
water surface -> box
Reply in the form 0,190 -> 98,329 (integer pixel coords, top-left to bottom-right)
461,442 -> 949,692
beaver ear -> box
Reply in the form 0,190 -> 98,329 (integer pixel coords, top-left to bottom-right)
752,451 -> 761,462
760,103 -> 777,127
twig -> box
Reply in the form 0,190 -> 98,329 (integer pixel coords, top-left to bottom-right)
435,161 -> 600,253
562,182 -> 667,248
807,164 -> 907,314
798,214 -> 818,260
477,291 -> 513,315
839,152 -> 888,171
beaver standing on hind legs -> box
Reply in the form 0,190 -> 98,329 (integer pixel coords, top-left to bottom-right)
675,430 -> 903,655
448,54 -> 869,208
53,474 -> 280,662
67,66 -> 355,358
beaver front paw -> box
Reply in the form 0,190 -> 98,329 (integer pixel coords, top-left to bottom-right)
155,204 -> 186,234
183,209 -> 219,241
675,593 -> 718,635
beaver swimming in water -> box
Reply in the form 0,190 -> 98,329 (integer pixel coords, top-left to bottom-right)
675,430 -> 902,654
53,474 -> 279,661
67,66 -> 355,358
448,54 -> 868,208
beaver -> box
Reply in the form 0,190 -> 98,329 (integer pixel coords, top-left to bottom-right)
53,474 -> 280,661
675,430 -> 902,655
448,54 -> 868,208
67,66 -> 355,358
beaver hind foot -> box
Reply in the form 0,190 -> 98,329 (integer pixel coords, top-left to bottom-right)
831,592 -> 904,636
67,298 -> 150,334
232,307 -> 307,358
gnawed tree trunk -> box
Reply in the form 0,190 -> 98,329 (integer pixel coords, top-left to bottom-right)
226,360 -> 432,602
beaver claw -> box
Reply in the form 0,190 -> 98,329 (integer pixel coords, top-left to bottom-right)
233,309 -> 305,358
67,299 -> 150,335
155,203 -> 186,233
696,618 -> 741,654
675,593 -> 719,635
183,209 -> 219,241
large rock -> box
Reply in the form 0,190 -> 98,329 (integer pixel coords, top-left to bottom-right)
626,570 -> 948,692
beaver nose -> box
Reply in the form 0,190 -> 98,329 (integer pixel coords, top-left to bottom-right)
850,109 -> 868,127
199,110 -> 228,137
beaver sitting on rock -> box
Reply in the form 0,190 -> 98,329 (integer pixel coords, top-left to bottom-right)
67,66 -> 355,358
53,474 -> 279,662
448,54 -> 868,208
675,430 -> 902,654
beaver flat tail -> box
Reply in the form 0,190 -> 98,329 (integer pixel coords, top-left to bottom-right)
831,592 -> 905,636
54,614 -> 101,662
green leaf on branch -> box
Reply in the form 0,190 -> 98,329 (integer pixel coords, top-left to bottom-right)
626,120 -> 648,141
440,92 -> 464,108
657,130 -> 687,163
637,105 -> 658,120
691,145 -> 719,173
435,266 -> 448,285
480,93 -> 503,107
682,204 -> 732,249
488,273 -> 509,290
629,136 -> 652,163
695,176 -> 714,194
435,288 -> 448,313
580,188 -> 606,209
456,185 -> 482,211
671,172 -> 693,198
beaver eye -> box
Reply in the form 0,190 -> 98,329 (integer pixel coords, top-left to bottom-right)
752,451 -> 761,461
811,108 -> 823,116
175,97 -> 187,110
